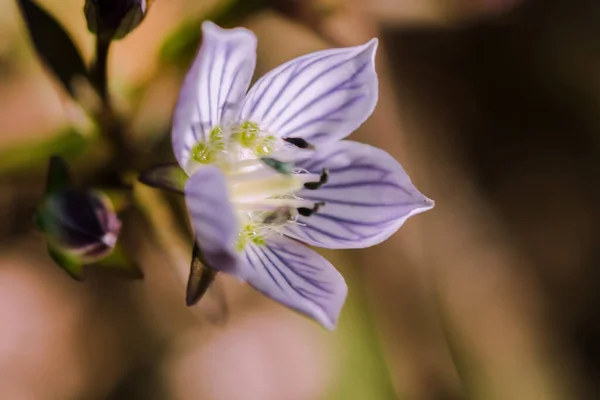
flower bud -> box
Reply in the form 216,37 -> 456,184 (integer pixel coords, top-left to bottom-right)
36,189 -> 122,268
84,0 -> 152,40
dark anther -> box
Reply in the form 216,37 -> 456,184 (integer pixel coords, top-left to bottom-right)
283,137 -> 315,150
261,157 -> 293,175
297,201 -> 325,217
303,169 -> 329,190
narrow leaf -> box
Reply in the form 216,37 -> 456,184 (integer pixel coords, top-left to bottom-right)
45,156 -> 71,195
186,241 -> 218,306
138,163 -> 187,194
91,244 -> 144,280
18,0 -> 89,97
47,245 -> 84,281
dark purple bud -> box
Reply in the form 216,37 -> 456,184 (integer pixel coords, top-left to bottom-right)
36,188 -> 122,263
84,0 -> 152,40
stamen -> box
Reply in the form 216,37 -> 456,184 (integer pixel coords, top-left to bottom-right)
190,125 -> 225,164
303,169 -> 329,190
233,198 -> 316,211
283,137 -> 315,150
231,121 -> 277,156
297,201 -> 325,217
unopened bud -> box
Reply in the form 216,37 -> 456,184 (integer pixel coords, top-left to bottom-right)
36,189 -> 122,266
84,0 -> 153,40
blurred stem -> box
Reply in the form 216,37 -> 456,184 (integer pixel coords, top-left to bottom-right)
91,36 -> 136,182
134,183 -> 191,285
93,37 -> 111,104
331,253 -> 400,400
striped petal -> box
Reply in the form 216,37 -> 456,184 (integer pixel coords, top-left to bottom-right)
240,39 -> 378,147
283,141 -> 434,249
242,236 -> 347,330
185,165 -> 243,276
173,21 -> 257,172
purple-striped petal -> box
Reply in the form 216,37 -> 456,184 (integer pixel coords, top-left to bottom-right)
173,21 -> 257,172
185,165 -> 243,276
239,39 -> 378,147
242,236 -> 347,330
283,141 -> 434,249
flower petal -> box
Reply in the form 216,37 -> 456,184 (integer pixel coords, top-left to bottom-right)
284,141 -> 434,249
240,39 -> 378,147
185,165 -> 243,276
173,21 -> 257,171
242,236 -> 347,330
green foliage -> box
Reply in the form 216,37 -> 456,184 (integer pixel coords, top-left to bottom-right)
92,245 -> 144,280
47,245 -> 84,280
332,268 -> 400,400
138,163 -> 188,194
0,129 -> 87,176
17,0 -> 89,98
45,156 -> 72,195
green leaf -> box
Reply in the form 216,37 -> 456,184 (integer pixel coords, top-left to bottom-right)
91,244 -> 144,280
45,156 -> 71,195
47,245 -> 84,281
17,0 -> 89,97
138,163 -> 188,194
0,128 -> 87,176
34,202 -> 58,236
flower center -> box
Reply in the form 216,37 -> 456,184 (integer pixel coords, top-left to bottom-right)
231,121 -> 277,156
189,121 -> 326,250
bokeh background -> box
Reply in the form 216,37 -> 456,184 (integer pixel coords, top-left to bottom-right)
1,0 -> 600,399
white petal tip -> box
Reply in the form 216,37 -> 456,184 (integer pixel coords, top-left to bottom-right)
309,306 -> 339,331
410,196 -> 435,216
322,320 -> 336,331
423,196 -> 435,209
101,232 -> 117,248
201,20 -> 257,45
201,20 -> 217,29
359,38 -> 379,58
366,38 -> 379,49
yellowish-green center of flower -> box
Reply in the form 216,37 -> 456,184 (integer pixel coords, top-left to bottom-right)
191,121 -> 277,164
191,126 -> 225,163
188,120 -> 324,251
235,222 -> 267,251
231,121 -> 277,156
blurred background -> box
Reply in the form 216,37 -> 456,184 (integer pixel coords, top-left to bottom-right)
1,0 -> 600,399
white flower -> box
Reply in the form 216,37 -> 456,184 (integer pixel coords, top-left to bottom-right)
145,21 -> 434,329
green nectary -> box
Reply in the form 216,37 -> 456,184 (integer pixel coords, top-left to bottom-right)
191,126 -> 225,163
235,223 -> 266,251
192,122 -> 278,164
232,121 -> 277,155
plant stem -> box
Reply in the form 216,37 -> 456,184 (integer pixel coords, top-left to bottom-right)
92,36 -> 134,180
94,36 -> 111,104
